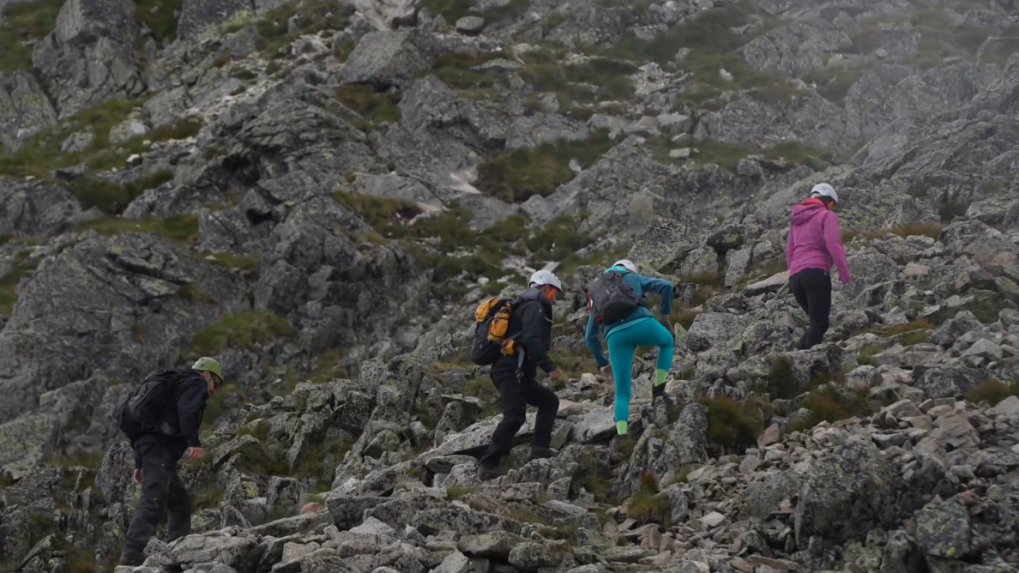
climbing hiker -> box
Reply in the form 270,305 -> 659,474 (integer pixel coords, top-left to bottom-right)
477,270 -> 564,481
117,357 -> 224,566
584,259 -> 675,438
786,183 -> 852,350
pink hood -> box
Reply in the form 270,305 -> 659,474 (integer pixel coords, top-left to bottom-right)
786,198 -> 852,282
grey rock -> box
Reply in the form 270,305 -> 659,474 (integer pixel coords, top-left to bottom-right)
31,0 -> 144,118
341,29 -> 437,88
916,500 -> 971,559
457,531 -> 528,559
431,550 -> 469,573
686,312 -> 743,352
795,438 -> 921,547
0,179 -> 82,238
354,0 -> 418,31
0,71 -> 57,152
508,540 -> 571,571
455,16 -> 484,34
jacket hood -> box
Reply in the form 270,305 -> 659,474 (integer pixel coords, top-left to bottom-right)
519,287 -> 552,308
790,197 -> 829,227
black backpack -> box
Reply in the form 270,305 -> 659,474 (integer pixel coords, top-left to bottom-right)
117,370 -> 178,441
587,270 -> 646,326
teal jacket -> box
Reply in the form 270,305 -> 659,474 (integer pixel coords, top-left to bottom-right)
584,265 -> 674,367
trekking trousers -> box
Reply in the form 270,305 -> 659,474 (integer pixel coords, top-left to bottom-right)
607,317 -> 674,433
789,267 -> 832,350
480,369 -> 559,468
121,442 -> 192,566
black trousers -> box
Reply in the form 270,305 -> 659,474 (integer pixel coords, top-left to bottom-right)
121,441 -> 192,566
790,268 -> 832,350
480,369 -> 559,468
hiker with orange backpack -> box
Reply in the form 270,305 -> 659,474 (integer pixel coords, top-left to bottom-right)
470,270 -> 564,481
585,260 -> 675,438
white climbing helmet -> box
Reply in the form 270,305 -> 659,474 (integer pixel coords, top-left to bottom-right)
613,259 -> 638,273
529,269 -> 563,291
810,183 -> 838,204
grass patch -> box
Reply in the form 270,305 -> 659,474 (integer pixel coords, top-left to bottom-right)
79,212 -> 198,243
803,67 -> 866,106
0,0 -> 65,72
965,378 -> 1019,407
188,309 -> 293,356
696,396 -> 763,454
573,450 -> 613,502
201,252 -> 261,280
843,222 -> 944,243
202,382 -> 245,429
335,85 -> 402,125
133,0 -> 184,44
447,486 -> 474,500
879,319 -> 934,338
192,482 -> 225,510
671,309 -> 701,330
627,470 -> 671,526
292,437 -> 352,488
0,251 -> 41,318
253,1 -> 355,59
787,386 -> 872,432
525,214 -> 597,263
475,129 -> 615,203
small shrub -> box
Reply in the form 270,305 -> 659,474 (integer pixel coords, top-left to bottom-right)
133,0 -> 183,43
0,0 -> 65,72
335,85 -> 402,124
573,450 -> 613,501
525,215 -> 597,264
767,356 -> 800,400
189,309 -> 293,355
475,130 -> 615,202
192,483 -> 225,510
333,191 -> 425,239
671,309 -> 700,330
965,378 -> 1019,406
787,386 -> 872,432
697,396 -> 763,454
447,486 -> 474,500
627,470 -> 671,525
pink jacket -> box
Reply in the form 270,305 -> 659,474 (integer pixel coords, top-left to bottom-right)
786,198 -> 852,283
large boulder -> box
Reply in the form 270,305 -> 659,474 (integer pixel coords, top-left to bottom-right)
795,437 -> 922,547
0,179 -> 82,238
341,28 -> 438,88
0,71 -> 57,152
31,0 -> 144,118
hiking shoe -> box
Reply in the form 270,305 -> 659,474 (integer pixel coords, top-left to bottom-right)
478,464 -> 505,481
529,446 -> 558,461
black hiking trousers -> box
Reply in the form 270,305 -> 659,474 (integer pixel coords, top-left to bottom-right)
121,440 -> 192,566
789,267 -> 832,350
479,368 -> 559,468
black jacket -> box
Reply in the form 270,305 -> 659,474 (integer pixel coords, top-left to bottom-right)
133,368 -> 209,468
492,288 -> 557,379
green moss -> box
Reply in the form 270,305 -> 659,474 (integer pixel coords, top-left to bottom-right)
476,129 -> 615,203
0,0 -> 65,72
132,0 -> 183,43
79,212 -> 198,244
335,85 -> 402,125
525,214 -> 597,264
787,386 -> 872,433
254,1 -> 354,59
696,396 -> 762,454
447,486 -> 474,500
48,451 -> 104,470
965,378 -> 1019,407
0,251 -> 40,318
189,309 -> 293,356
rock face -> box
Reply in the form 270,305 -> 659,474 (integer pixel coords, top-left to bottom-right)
4,0 -> 1019,571
32,0 -> 144,118
0,71 -> 57,152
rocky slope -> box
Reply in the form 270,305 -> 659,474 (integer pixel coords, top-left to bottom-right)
1,0 -> 1019,571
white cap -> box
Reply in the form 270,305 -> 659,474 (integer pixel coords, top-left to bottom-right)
529,269 -> 562,291
613,259 -> 638,273
810,183 -> 838,203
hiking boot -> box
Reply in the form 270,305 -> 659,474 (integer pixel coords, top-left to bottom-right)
529,446 -> 558,461
652,383 -> 675,409
478,464 -> 505,481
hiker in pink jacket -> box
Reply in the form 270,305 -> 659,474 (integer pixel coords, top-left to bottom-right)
786,183 -> 852,350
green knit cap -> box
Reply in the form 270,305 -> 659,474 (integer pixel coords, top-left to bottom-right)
192,357 -> 223,381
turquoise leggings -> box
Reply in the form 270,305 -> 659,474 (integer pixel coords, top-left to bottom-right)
608,317 -> 675,425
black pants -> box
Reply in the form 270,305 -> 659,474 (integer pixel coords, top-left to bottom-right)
790,268 -> 832,350
479,369 -> 559,468
121,442 -> 192,566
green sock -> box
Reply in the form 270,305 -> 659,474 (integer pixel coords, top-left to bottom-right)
655,369 -> 667,386
616,421 -> 627,435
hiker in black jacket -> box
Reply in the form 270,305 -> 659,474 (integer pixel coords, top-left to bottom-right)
120,357 -> 223,567
478,270 -> 564,481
